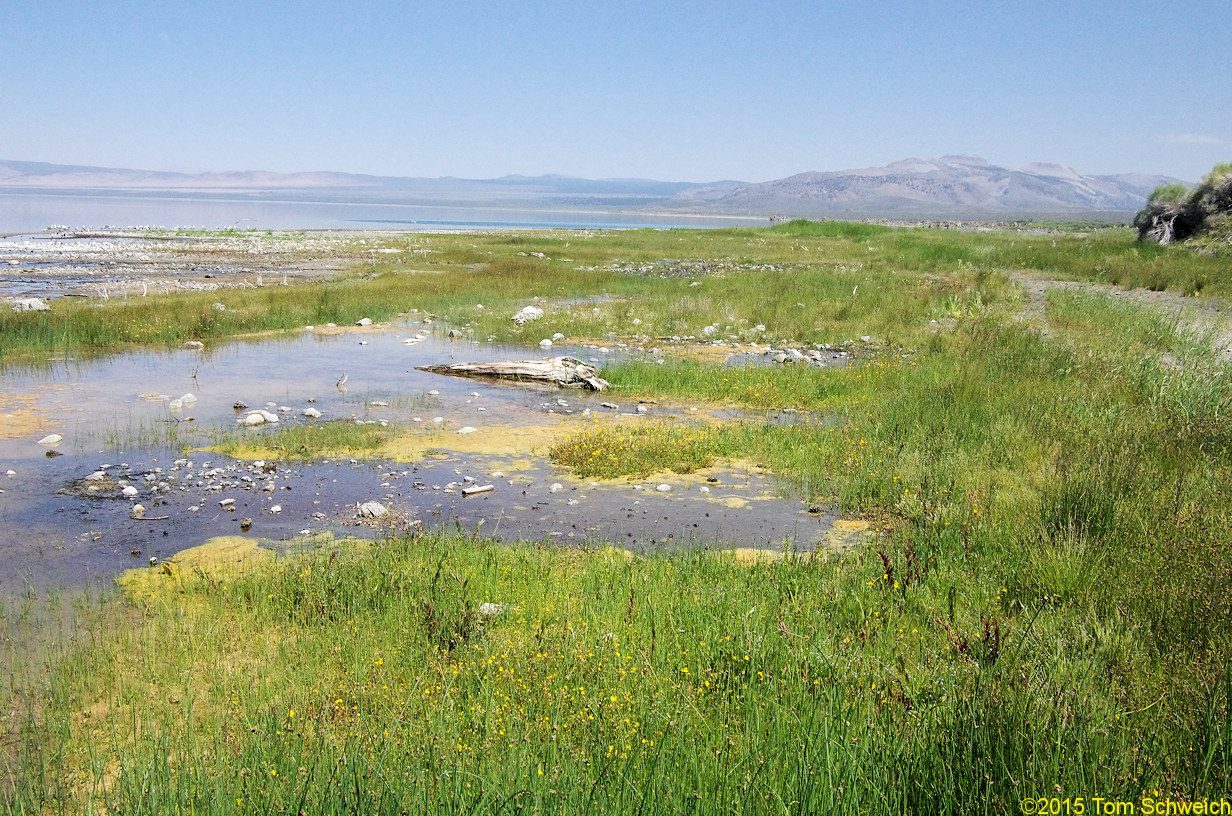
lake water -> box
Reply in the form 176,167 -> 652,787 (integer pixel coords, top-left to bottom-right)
0,189 -> 768,234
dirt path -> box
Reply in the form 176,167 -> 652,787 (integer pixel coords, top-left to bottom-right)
1009,270 -> 1232,362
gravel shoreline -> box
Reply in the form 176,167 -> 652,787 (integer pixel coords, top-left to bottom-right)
0,229 -> 407,300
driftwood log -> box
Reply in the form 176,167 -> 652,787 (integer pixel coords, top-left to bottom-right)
417,356 -> 610,391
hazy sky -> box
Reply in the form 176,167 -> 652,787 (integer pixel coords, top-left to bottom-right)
3,0 -> 1229,182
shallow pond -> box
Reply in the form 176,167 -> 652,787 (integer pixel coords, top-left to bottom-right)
0,320 -> 864,597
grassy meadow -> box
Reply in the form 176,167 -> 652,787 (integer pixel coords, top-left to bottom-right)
3,222 -> 1231,813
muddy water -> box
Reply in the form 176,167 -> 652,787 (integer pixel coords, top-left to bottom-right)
0,321 -> 862,597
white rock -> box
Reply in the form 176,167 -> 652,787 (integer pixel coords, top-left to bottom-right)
632,318 -> 641,326
540,339 -> 553,348
130,504 -> 146,519
432,417 -> 444,424
512,305 -> 544,325
457,426 -> 477,435
656,484 -> 672,492
181,340 -> 204,350
10,298 -> 49,312
755,324 -> 766,332
358,500 -> 388,518
269,505 -> 282,514
259,410 -> 279,423
243,413 -> 266,426
478,602 -> 506,617
356,317 -> 373,326
85,471 -> 107,481
122,485 -> 139,497
552,332 -> 564,340
179,393 -> 197,404
219,498 -> 235,507
37,434 -> 63,445
549,483 -> 564,493
699,485 -> 710,493
636,405 -> 648,414
167,399 -> 184,411
303,407 -> 322,418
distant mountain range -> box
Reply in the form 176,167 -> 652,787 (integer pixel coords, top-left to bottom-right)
666,156 -> 1180,218
0,156 -> 1180,219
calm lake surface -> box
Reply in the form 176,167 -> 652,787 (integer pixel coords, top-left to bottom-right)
0,189 -> 767,234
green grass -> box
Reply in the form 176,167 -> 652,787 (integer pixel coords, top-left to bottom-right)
210,420 -> 392,460
4,221 -> 1232,813
7,529 -> 1229,814
4,222 -> 1228,367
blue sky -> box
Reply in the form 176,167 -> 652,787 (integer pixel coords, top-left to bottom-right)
3,0 -> 1229,182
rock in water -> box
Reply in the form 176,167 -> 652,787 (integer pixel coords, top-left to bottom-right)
358,501 -> 389,518
37,434 -> 63,445
416,356 -> 610,391
131,504 -> 146,519
181,340 -> 205,350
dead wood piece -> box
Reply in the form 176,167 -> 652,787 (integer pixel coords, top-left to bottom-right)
417,356 -> 610,391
